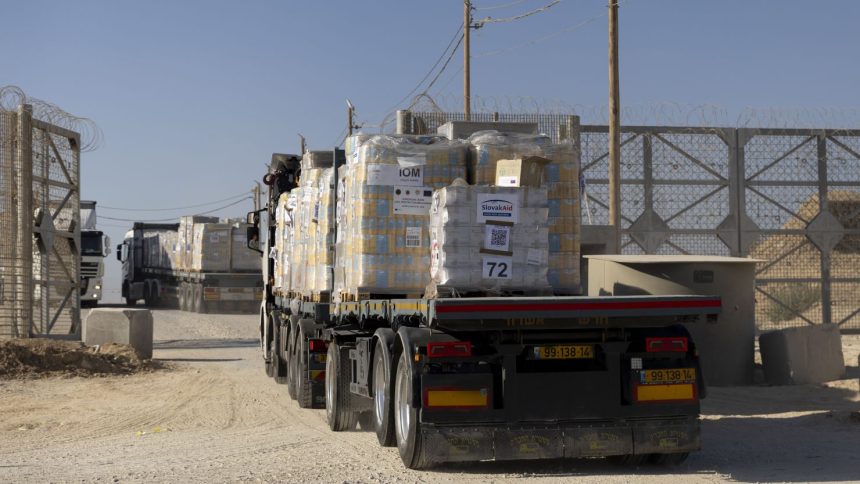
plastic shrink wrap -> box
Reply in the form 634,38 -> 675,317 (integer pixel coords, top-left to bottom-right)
470,131 -> 581,294
428,183 -> 550,296
334,134 -> 468,300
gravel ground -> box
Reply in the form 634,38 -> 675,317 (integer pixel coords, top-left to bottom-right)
0,309 -> 858,483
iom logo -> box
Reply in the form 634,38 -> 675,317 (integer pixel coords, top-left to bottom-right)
481,199 -> 515,219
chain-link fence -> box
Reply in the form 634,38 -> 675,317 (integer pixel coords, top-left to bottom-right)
0,104 -> 81,339
410,111 -> 860,332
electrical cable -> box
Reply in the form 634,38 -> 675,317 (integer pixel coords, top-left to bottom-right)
474,0 -> 561,27
421,34 -> 465,95
474,2 -> 617,58
99,197 -> 252,223
474,0 -> 529,11
100,191 -> 251,212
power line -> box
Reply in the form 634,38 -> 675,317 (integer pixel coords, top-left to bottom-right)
100,191 -> 251,212
422,33 -> 465,95
373,23 -> 465,131
99,197 -> 252,223
474,0 -> 561,27
474,0 -> 529,11
474,6 -> 610,58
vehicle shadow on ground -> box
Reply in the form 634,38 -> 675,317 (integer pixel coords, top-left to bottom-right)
424,413 -> 860,482
155,357 -> 244,363
703,377 -> 859,416
153,338 -> 259,350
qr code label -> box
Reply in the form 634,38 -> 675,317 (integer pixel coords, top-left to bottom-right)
483,224 -> 511,252
405,227 -> 422,248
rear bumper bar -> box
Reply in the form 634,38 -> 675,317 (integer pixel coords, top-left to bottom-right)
420,416 -> 699,463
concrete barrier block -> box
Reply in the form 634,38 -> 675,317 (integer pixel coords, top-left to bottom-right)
759,324 -> 845,385
83,308 -> 153,359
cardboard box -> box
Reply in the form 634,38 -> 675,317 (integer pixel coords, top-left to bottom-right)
495,156 -> 551,188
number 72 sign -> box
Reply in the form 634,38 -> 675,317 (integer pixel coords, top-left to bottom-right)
482,256 -> 513,280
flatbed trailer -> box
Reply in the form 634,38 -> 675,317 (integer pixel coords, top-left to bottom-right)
263,292 -> 720,468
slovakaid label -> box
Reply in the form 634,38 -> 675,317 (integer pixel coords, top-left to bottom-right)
476,193 -> 519,223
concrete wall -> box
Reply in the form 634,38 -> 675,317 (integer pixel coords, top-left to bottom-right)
83,308 -> 153,359
587,255 -> 757,386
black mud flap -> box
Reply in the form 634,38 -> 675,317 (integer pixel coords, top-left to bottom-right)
632,419 -> 700,454
495,428 -> 564,460
565,426 -> 634,458
422,427 -> 494,463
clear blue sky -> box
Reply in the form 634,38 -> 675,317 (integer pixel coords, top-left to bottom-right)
3,0 -> 859,300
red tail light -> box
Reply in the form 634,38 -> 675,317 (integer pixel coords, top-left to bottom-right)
646,337 -> 688,353
308,339 -> 328,352
427,341 -> 472,358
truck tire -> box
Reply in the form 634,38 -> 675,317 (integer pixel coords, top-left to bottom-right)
394,351 -> 430,469
295,324 -> 313,408
192,284 -> 203,313
286,326 -> 298,400
649,452 -> 689,466
143,281 -> 152,307
264,335 -> 276,378
126,298 -> 137,307
273,323 -> 288,384
178,283 -> 187,311
372,340 -> 396,447
325,342 -> 357,431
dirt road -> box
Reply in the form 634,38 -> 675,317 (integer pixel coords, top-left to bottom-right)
1,310 -> 858,483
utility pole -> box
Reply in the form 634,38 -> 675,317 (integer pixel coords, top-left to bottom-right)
298,134 -> 306,155
464,0 -> 471,120
607,0 -> 621,253
347,100 -> 355,136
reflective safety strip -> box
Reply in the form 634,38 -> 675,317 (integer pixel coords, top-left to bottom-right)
424,389 -> 489,408
635,384 -> 696,402
203,287 -> 221,301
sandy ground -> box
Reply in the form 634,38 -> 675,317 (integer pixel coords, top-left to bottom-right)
0,310 -> 858,483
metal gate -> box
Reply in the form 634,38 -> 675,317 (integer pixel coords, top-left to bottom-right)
409,110 -> 860,331
0,104 -> 81,338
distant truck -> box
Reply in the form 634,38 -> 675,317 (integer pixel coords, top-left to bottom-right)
117,219 -> 262,313
80,200 -> 110,307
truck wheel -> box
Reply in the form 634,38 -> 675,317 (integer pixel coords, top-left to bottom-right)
650,452 -> 689,466
295,324 -> 313,408
326,342 -> 357,431
373,340 -> 396,447
126,298 -> 137,307
178,283 -> 187,311
394,351 -> 430,469
265,336 -> 276,378
192,284 -> 203,313
273,324 -> 288,384
286,327 -> 298,400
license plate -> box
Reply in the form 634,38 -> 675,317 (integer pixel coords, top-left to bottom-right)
531,344 -> 594,360
640,368 -> 696,385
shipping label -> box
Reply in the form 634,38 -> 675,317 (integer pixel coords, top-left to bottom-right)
477,193 -> 519,223
483,223 -> 511,253
366,165 -> 424,187
393,186 -> 433,215
482,255 -> 513,280
405,227 -> 422,248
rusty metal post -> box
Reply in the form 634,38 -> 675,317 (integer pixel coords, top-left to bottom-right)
15,104 -> 33,337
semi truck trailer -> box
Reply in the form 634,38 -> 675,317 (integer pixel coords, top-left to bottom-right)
118,222 -> 262,313
250,143 -> 722,469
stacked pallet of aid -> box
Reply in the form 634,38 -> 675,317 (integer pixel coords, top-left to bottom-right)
469,131 -> 581,295
427,182 -> 550,297
273,193 -> 293,295
334,134 -> 468,300
545,141 -> 581,294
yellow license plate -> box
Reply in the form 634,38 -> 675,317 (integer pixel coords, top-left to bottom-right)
641,368 -> 696,385
532,344 -> 594,360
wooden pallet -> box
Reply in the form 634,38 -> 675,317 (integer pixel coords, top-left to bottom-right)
339,288 -> 422,302
431,285 -> 554,299
300,291 -> 331,303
